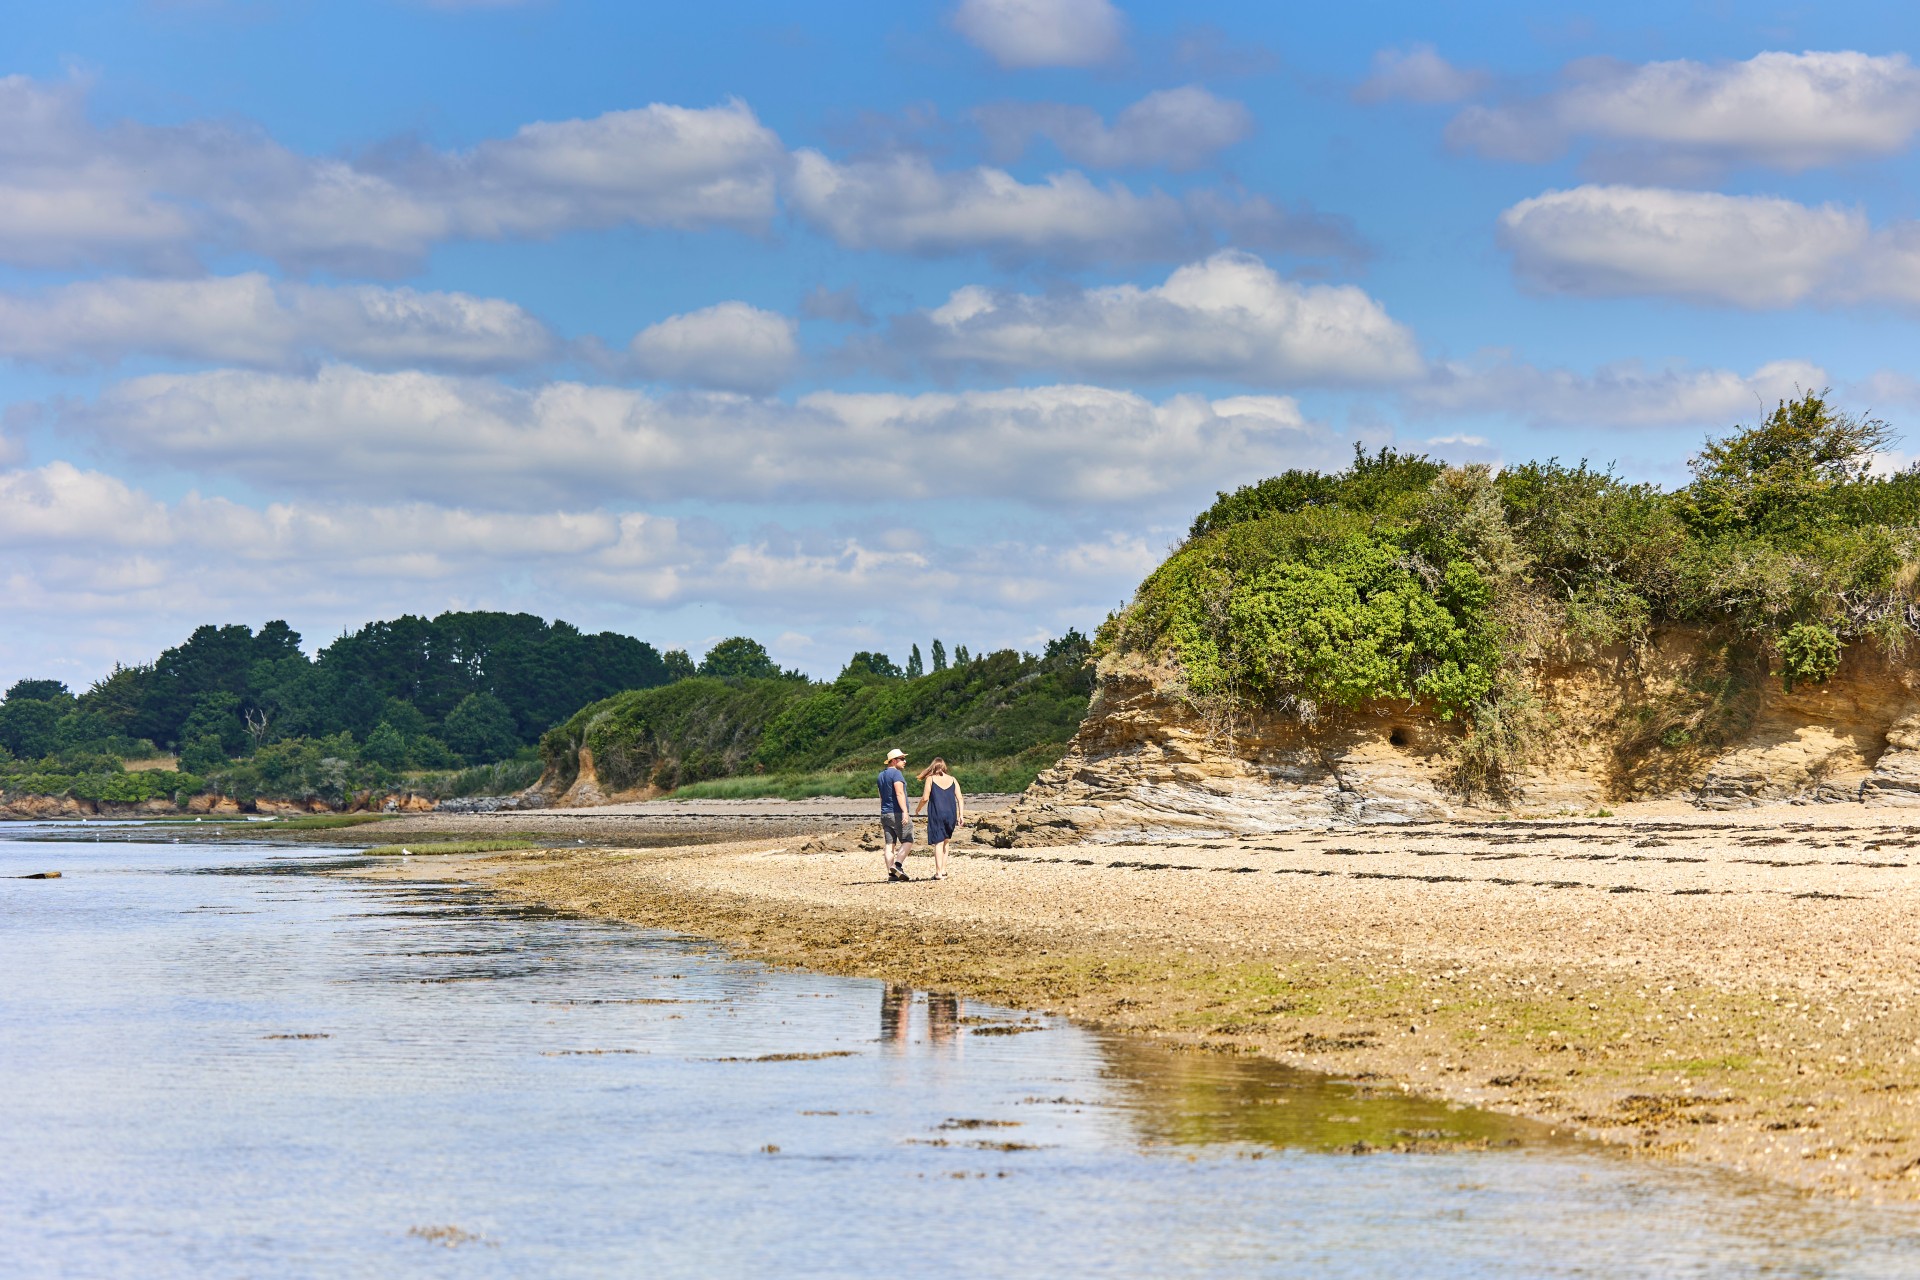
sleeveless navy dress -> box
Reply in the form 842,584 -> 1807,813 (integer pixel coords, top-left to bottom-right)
925,780 -> 959,844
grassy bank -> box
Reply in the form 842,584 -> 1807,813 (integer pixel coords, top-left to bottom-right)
364,838 -> 534,856
267,813 -> 396,830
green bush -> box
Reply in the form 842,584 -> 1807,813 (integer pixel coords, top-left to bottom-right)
413,755 -> 545,800
1117,504 -> 1498,720
1778,622 -> 1843,690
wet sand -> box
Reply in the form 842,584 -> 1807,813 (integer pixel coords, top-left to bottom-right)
360,802 -> 1920,1202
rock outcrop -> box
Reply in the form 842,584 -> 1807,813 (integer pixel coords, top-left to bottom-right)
1,790 -> 444,820
977,634 -> 1920,845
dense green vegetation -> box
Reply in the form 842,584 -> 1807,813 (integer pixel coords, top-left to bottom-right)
541,634 -> 1094,798
1105,394 -> 1920,795
0,611 -> 672,805
2,614 -> 1089,807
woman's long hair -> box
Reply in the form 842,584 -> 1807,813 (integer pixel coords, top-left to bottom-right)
916,757 -> 948,781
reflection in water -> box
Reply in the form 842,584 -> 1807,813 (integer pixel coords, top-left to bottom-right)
1095,1033 -> 1551,1154
927,992 -> 959,1046
879,986 -> 964,1050
880,983 -> 910,1046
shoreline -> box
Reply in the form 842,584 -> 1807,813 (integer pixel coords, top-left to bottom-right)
354,806 -> 1920,1202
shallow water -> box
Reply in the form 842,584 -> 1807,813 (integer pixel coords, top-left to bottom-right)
4,824 -> 1917,1278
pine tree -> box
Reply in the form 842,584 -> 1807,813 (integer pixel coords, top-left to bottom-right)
906,644 -> 924,679
954,644 -> 970,665
930,639 -> 947,672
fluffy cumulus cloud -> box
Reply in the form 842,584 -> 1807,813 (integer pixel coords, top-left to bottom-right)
0,274 -> 555,371
868,251 -> 1422,385
787,150 -> 1362,266
951,0 -> 1126,69
975,87 -> 1253,169
1448,50 -> 1920,172
627,302 -> 798,393
59,366 -> 1344,511
1354,45 -> 1488,105
0,76 -> 784,272
1495,184 -> 1920,309
1406,356 -> 1828,429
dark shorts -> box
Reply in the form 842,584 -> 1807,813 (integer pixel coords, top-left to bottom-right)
881,811 -> 913,844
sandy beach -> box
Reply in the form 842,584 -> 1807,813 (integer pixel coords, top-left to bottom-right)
360,802 -> 1920,1201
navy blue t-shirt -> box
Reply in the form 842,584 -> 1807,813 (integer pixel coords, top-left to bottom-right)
878,766 -> 906,813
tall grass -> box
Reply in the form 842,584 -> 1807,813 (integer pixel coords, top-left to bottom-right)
268,813 -> 396,830
364,839 -> 536,856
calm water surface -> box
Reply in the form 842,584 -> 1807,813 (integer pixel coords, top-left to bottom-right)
4,822 -> 1918,1278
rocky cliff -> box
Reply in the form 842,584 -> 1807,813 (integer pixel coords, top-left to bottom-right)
976,632 -> 1920,845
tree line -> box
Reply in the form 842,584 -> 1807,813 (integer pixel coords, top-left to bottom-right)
0,612 -> 674,773
0,610 -> 1042,804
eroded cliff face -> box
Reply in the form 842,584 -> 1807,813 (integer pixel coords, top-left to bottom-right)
976,633 -> 1920,845
526,747 -> 664,808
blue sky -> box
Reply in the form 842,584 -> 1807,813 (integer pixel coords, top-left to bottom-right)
4,0 -> 1920,688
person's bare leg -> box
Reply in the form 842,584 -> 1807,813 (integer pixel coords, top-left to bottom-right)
882,835 -> 897,877
933,838 -> 948,878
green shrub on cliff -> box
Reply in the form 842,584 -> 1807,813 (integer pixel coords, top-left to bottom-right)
1106,393 -> 1920,794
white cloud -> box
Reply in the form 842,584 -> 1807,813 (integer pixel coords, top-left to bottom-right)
1354,45 -> 1488,105
871,251 -> 1422,385
1448,50 -> 1920,172
0,76 -> 784,272
952,0 -> 1126,69
0,273 -> 556,371
61,365 -> 1346,511
1495,184 -> 1920,310
787,150 -> 1362,266
975,87 -> 1253,169
0,459 -> 1169,686
788,150 -> 1175,263
627,301 -> 798,393
1406,355 -> 1828,428
1498,185 -> 1872,307
403,99 -> 785,236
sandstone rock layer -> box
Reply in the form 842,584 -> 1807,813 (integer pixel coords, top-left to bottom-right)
978,634 -> 1920,845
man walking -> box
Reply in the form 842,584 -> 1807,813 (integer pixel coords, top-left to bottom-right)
879,748 -> 912,881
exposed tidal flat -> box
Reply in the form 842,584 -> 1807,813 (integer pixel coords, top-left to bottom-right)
355,800 -> 1920,1206
10,816 -> 1920,1276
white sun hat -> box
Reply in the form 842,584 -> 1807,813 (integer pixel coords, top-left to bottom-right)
885,748 -> 906,761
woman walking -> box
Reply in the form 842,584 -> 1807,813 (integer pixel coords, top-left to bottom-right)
912,757 -> 964,881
